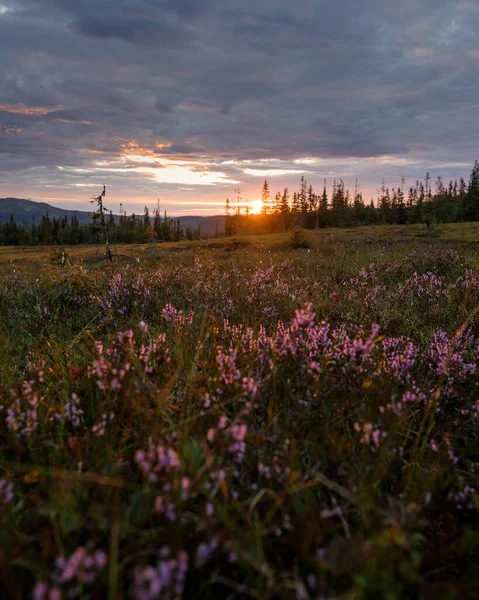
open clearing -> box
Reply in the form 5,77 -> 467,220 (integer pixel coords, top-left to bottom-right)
1,224 -> 479,599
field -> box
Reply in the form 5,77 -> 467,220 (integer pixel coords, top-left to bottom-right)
1,223 -> 479,599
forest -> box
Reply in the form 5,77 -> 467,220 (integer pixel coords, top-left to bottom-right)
226,160 -> 479,234
1,161 -> 478,246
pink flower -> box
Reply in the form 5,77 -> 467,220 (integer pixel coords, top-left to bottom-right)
231,424 -> 247,442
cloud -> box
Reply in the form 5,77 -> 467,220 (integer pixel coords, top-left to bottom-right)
0,0 -> 478,213
0,103 -> 63,115
68,15 -> 192,46
243,168 -> 305,177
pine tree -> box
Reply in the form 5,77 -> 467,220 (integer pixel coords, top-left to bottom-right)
317,181 -> 329,228
352,179 -> 365,225
407,186 -> 416,210
225,198 -> 234,236
261,180 -> 271,216
144,225 -> 157,244
292,192 -> 300,213
378,180 -> 391,224
143,206 -> 151,230
273,191 -> 282,215
299,176 -> 308,215
280,188 -> 290,231
466,160 -> 479,221
154,207 -> 162,239
308,185 -> 316,212
397,179 -> 407,224
331,179 -> 348,226
320,182 -> 328,209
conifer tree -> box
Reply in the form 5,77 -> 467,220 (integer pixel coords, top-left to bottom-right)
261,180 -> 271,215
224,198 -> 234,236
280,188 -> 290,230
273,191 -> 282,215
299,176 -> 308,216
466,160 -> 479,220
292,192 -> 300,213
143,206 -> 151,229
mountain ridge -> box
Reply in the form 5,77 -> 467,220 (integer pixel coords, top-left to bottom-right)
0,198 -> 226,235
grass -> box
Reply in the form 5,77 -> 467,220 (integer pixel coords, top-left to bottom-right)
1,224 -> 479,598
2,221 -> 479,265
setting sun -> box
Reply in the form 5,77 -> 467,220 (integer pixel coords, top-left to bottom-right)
248,198 -> 263,214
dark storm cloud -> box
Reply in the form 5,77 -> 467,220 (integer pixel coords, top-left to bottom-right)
68,16 -> 192,46
1,0 -> 479,208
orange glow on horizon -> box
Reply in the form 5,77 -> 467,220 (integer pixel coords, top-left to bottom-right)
248,199 -> 263,214
0,103 -> 63,115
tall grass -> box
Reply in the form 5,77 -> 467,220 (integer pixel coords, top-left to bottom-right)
0,231 -> 479,598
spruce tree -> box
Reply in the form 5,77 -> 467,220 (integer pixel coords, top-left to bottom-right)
261,180 -> 271,216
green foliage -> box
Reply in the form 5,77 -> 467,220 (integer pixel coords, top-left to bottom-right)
0,234 -> 479,597
285,228 -> 311,249
228,236 -> 252,249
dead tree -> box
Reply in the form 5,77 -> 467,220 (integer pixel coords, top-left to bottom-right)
90,185 -> 113,261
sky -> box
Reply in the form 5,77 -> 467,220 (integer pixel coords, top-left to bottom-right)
1,0 -> 479,216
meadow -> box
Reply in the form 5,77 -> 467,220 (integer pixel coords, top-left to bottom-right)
1,223 -> 479,599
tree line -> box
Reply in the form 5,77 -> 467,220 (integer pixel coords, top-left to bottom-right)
225,160 -> 479,234
2,160 -> 479,245
0,204 -> 203,246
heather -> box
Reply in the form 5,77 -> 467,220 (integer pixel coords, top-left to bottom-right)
1,232 -> 479,599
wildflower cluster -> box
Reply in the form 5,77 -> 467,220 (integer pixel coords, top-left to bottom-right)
34,548 -> 107,599
4,368 -> 45,437
2,240 -> 479,598
132,551 -> 188,600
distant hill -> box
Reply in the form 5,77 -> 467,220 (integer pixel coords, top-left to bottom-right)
174,215 -> 226,236
0,198 -> 226,235
0,197 -> 95,225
